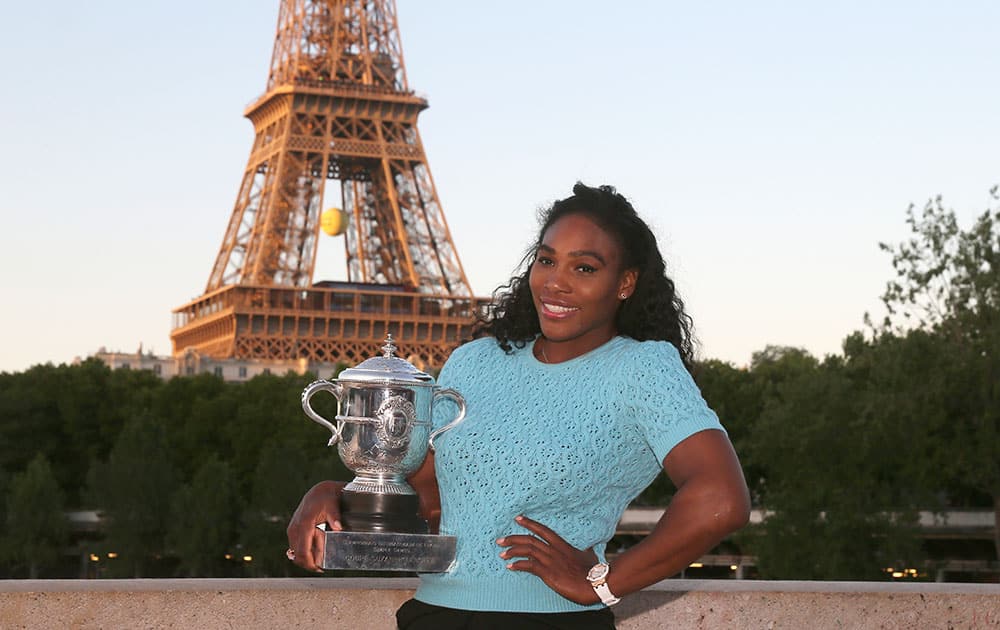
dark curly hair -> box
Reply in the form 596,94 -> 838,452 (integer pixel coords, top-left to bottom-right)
473,182 -> 697,371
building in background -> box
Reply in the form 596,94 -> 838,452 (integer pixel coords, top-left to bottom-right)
86,346 -> 342,382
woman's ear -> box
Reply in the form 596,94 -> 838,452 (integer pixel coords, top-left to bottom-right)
619,269 -> 638,300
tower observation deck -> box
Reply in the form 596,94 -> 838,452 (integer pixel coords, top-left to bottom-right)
171,0 -> 489,369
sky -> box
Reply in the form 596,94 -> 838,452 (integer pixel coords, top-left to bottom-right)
1,1 -> 998,374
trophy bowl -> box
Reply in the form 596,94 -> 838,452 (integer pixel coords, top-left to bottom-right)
300,334 -> 465,570
335,385 -> 432,492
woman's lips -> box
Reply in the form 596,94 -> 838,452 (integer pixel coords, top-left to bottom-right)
539,301 -> 579,319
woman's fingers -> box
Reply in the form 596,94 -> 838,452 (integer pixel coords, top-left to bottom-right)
512,514 -> 571,551
497,533 -> 546,548
307,524 -> 327,572
289,523 -> 333,572
496,515 -> 602,605
286,480 -> 344,572
505,558 -> 540,573
499,540 -> 554,564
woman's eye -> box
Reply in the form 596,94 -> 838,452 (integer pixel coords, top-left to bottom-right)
535,256 -> 554,266
577,264 -> 597,273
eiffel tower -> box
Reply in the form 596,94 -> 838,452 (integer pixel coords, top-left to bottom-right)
171,0 -> 487,370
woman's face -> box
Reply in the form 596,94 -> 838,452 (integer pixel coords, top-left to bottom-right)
528,213 -> 637,361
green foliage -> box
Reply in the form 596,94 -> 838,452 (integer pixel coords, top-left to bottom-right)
694,359 -> 762,496
239,427 -> 346,577
0,360 -> 163,506
740,354 -> 924,579
167,456 -> 239,577
2,453 -> 68,578
642,346 -> 820,508
0,361 -> 357,577
0,468 -> 8,536
0,365 -> 68,491
241,438 -> 311,577
731,189 -> 1000,577
86,413 -> 178,577
152,373 -> 235,484
743,345 -> 819,504
877,187 -> 1000,559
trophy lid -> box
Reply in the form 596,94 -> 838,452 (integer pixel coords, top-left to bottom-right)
337,334 -> 434,385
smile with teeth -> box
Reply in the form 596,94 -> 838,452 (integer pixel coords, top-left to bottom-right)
541,301 -> 580,316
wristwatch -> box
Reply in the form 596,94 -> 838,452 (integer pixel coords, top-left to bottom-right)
586,562 -> 621,606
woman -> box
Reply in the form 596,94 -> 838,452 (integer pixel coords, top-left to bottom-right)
287,183 -> 750,629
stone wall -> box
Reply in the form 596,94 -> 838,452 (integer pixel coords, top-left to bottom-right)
1,578 -> 997,629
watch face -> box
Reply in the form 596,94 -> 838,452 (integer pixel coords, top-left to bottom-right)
587,563 -> 609,582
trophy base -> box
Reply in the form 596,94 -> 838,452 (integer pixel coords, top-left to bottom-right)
322,530 -> 457,572
340,489 -> 429,534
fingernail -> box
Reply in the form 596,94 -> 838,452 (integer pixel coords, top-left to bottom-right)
495,538 -> 504,545
506,563 -> 513,569
515,515 -> 524,522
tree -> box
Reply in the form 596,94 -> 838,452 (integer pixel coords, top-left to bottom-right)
55,360 -> 163,505
0,366 -> 65,488
153,373 -> 230,482
694,359 -> 763,494
86,413 -> 178,577
878,188 -> 1000,561
2,454 -> 68,578
239,436 -> 336,577
167,456 -> 239,576
742,354 -> 924,579
0,469 -> 7,577
0,360 -> 163,510
746,346 -> 820,502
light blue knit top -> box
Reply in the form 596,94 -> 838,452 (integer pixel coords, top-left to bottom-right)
414,335 -> 724,613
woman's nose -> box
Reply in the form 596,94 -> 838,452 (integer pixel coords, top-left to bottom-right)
544,265 -> 570,293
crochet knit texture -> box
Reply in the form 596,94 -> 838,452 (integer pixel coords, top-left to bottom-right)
414,335 -> 724,613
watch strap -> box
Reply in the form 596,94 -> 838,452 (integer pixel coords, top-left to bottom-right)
593,581 -> 621,606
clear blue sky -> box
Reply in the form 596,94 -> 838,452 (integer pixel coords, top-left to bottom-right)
1,1 -> 998,374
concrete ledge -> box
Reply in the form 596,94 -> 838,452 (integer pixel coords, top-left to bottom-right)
1,578 -> 997,629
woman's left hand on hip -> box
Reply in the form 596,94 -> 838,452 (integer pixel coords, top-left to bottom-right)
497,514 -> 600,605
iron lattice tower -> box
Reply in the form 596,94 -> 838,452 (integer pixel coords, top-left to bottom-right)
171,0 -> 487,369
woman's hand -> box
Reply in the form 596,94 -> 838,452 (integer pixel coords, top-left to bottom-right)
497,515 -> 600,605
286,480 -> 345,572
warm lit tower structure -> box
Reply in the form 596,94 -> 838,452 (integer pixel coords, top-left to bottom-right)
171,0 -> 487,369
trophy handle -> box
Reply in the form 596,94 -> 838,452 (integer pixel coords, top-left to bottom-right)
302,380 -> 344,446
428,388 -> 466,452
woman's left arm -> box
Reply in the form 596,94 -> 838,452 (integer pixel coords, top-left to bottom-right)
601,429 -> 750,598
499,429 -> 750,604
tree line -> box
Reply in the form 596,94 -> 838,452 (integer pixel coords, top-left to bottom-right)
0,363 -> 355,578
1,190 -> 997,580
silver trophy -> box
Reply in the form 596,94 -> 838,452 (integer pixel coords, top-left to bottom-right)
301,334 -> 466,572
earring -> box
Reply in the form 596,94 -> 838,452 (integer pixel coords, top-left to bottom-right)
620,293 -> 627,300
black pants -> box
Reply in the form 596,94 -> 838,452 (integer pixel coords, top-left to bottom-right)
396,598 -> 616,629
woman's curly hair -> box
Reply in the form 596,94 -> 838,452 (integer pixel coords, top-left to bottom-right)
473,182 -> 697,372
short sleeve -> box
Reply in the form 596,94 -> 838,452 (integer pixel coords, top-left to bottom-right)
430,341 -> 470,431
627,341 -> 725,465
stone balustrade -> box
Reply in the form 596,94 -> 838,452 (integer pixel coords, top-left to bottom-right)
1,578 -> 997,629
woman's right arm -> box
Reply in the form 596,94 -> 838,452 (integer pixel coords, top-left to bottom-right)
286,479 -> 345,572
409,452 -> 441,534
286,453 -> 440,571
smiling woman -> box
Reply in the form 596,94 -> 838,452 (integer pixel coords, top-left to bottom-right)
287,183 -> 750,629
483,182 -> 696,371
528,214 -> 637,364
